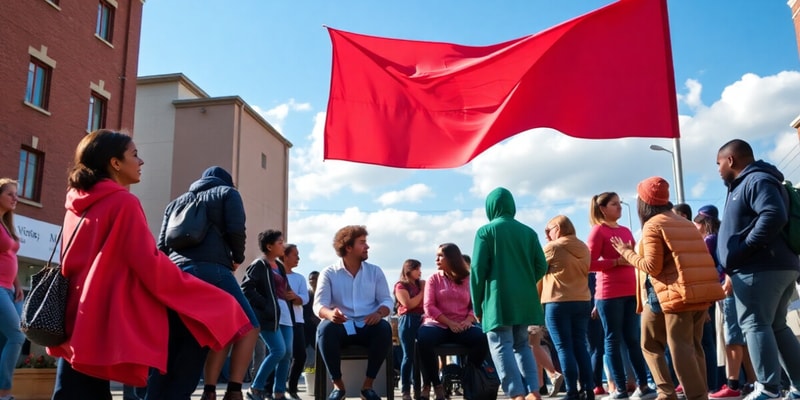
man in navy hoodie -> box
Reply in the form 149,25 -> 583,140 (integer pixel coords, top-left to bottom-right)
716,139 -> 800,400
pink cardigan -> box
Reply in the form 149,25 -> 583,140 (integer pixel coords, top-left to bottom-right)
422,271 -> 475,329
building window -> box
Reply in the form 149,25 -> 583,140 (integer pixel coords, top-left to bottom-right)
87,93 -> 107,131
18,147 -> 44,202
261,153 -> 267,169
25,59 -> 51,109
95,1 -> 114,42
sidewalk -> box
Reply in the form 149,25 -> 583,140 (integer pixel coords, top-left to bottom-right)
109,378 -> 417,400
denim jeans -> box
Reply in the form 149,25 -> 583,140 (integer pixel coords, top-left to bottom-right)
487,325 -> 538,398
417,324 -> 488,386
253,324 -> 293,393
180,262 -> 260,328
587,310 -> 605,388
53,358 -> 112,400
398,313 -> 423,393
0,287 -> 23,390
721,295 -> 745,345
732,269 -> 800,393
596,296 -> 649,390
545,301 -> 593,395
316,319 -> 392,381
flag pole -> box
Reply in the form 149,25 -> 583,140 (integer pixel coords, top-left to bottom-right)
673,137 -> 685,204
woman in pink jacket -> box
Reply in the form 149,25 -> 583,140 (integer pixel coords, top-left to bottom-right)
50,130 -> 251,399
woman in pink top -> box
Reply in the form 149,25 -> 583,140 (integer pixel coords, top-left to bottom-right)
417,243 -> 489,400
0,178 -> 25,400
587,192 -> 653,400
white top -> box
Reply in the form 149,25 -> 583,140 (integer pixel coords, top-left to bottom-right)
313,259 -> 393,328
287,271 -> 309,324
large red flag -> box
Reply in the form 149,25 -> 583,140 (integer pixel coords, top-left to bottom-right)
324,0 -> 679,169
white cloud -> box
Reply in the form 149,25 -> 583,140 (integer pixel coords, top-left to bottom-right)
376,183 -> 433,206
253,99 -> 312,132
288,112 -> 412,202
678,78 -> 704,111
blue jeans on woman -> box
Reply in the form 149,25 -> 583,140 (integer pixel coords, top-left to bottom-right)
596,296 -> 649,391
252,324 -> 293,393
398,313 -> 423,395
0,287 -> 23,390
486,325 -> 538,398
545,301 -> 593,396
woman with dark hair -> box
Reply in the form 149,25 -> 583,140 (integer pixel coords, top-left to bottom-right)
542,215 -> 593,400
243,230 -> 293,400
0,178 -> 25,400
611,177 -> 724,400
49,130 -> 251,399
394,259 -> 426,400
587,192 -> 653,400
417,243 -> 489,400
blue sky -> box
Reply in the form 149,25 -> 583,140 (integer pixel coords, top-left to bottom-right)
138,1 -> 800,282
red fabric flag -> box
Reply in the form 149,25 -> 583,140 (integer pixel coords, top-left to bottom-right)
324,0 -> 679,168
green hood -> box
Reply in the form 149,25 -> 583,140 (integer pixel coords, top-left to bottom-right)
485,187 -> 516,221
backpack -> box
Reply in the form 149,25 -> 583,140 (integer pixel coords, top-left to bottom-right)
461,358 -> 500,400
781,180 -> 800,254
164,192 -> 210,250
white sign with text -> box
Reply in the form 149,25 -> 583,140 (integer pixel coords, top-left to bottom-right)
15,214 -> 61,263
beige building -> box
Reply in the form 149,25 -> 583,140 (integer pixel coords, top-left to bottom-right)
132,73 -> 292,275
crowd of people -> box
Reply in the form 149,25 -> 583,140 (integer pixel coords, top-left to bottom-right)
0,131 -> 798,400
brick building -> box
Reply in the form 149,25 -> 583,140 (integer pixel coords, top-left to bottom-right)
0,0 -> 143,286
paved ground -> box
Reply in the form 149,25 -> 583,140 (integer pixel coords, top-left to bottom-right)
108,378 -> 445,400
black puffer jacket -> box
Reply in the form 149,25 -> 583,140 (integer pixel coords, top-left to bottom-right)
158,166 -> 246,267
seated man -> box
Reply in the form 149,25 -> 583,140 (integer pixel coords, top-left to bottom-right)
313,225 -> 394,400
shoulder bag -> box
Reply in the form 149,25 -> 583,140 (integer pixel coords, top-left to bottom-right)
20,211 -> 86,347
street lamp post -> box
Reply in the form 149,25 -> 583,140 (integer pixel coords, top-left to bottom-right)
649,139 -> 685,204
621,200 -> 634,228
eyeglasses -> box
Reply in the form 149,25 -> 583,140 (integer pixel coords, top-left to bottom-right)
544,225 -> 558,234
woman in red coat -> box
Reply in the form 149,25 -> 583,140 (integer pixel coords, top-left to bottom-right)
49,130 -> 252,399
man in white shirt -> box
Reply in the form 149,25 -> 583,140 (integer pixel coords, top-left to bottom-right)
313,225 -> 393,400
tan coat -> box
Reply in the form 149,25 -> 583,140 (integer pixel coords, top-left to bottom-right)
541,235 -> 591,303
618,212 -> 724,313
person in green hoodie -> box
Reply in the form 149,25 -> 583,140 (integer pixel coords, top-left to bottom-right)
471,187 -> 548,400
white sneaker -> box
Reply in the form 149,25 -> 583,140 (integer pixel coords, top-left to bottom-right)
631,387 -> 657,400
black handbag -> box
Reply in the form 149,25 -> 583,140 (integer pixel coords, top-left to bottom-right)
20,211 -> 86,347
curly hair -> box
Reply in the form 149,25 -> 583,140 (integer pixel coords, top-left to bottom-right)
332,225 -> 368,257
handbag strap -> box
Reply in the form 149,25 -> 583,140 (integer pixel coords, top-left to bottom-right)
46,211 -> 88,268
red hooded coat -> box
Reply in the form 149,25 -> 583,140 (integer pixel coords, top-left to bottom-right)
47,179 -> 252,385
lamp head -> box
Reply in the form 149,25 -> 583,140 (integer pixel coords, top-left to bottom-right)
649,144 -> 671,153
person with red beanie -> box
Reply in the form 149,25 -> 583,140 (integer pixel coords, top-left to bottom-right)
611,176 -> 725,400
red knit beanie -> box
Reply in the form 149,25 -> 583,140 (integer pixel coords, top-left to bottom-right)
637,176 -> 670,206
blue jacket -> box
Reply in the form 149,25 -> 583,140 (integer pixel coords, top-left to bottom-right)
718,160 -> 800,275
158,167 -> 247,268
